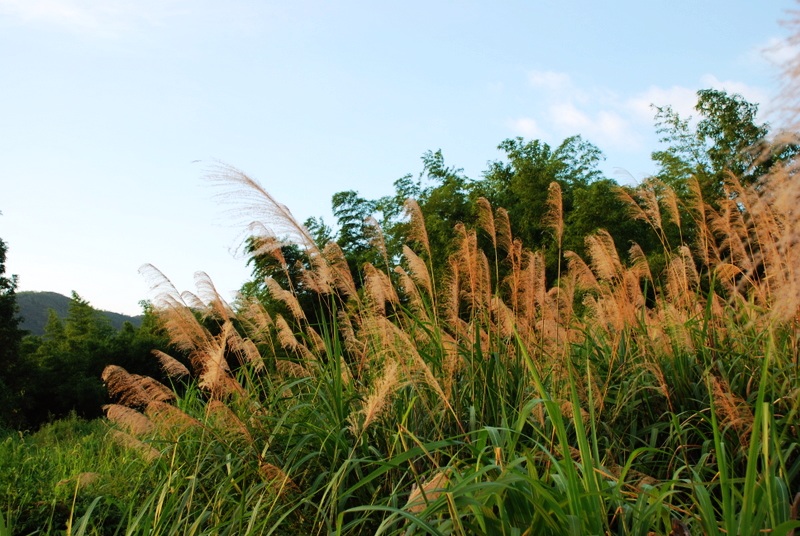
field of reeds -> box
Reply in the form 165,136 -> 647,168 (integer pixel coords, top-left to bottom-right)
3,148 -> 797,534
5,24 -> 800,535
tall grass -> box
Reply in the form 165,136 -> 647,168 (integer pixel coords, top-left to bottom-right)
84,138 -> 800,534
7,23 -> 800,535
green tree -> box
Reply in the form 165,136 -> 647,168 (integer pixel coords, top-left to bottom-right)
0,234 -> 25,427
566,179 -> 656,258
20,293 -> 110,424
478,136 -> 604,251
331,190 -> 382,275
652,88 -> 799,204
16,294 -> 172,428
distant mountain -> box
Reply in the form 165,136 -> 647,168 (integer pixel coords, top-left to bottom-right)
16,291 -> 143,336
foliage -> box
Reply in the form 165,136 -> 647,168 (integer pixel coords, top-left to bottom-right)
652,88 -> 800,203
0,414 -> 155,534
11,295 -> 172,429
16,290 -> 143,336
5,86 -> 800,534
0,235 -> 25,428
76,143 -> 800,534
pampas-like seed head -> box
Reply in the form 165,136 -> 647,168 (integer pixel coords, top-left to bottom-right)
402,245 -> 433,298
323,242 -> 358,298
146,401 -> 202,438
404,199 -> 431,259
405,470 -> 450,514
206,399 -> 253,445
259,462 -> 301,497
265,277 -> 306,322
351,360 -> 400,436
104,404 -> 154,436
153,350 -> 190,379
495,207 -> 513,254
544,182 -> 564,245
585,230 -> 622,282
476,197 -> 496,247
102,365 -> 175,408
109,429 -> 160,461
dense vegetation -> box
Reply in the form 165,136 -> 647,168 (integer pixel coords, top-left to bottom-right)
16,291 -> 143,336
0,287 -> 170,430
1,87 -> 799,534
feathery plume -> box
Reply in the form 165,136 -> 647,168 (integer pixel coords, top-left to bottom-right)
265,277 -> 306,322
259,462 -> 300,497
627,243 -> 653,283
403,245 -> 433,298
350,360 -> 400,436
109,430 -> 160,461
206,163 -> 320,254
404,199 -> 431,259
206,399 -> 253,445
495,207 -> 513,254
364,216 -> 390,271
193,271 -> 233,320
585,230 -> 622,282
565,250 -> 599,292
102,365 -> 175,408
323,242 -> 358,298
153,350 -> 190,379
405,470 -> 450,514
544,182 -> 564,246
103,404 -> 154,436
276,359 -> 311,378
476,197 -> 496,247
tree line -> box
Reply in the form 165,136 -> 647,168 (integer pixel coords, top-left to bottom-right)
1,88 -> 795,430
242,89 -> 799,314
0,275 -> 172,430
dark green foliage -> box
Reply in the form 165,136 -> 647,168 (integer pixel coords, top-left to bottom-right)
652,88 -> 799,203
16,291 -> 143,336
0,236 -> 25,428
11,295 -> 171,429
478,135 -> 604,251
566,179 -> 656,258
0,414 -> 150,534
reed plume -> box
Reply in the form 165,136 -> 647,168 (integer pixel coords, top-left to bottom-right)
103,404 -> 154,436
544,182 -> 564,247
102,365 -> 175,408
152,350 -> 190,379
404,198 -> 431,260
476,196 -> 496,248
350,359 -> 400,437
207,163 -> 320,254
405,470 -> 450,514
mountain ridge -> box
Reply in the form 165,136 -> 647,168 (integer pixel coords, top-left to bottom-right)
16,291 -> 144,335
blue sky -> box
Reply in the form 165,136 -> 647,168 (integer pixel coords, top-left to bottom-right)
1,0 -> 796,315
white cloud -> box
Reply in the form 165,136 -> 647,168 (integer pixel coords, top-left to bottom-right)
699,74 -> 769,109
0,0 -> 188,35
508,117 -> 546,139
527,70 -> 571,91
755,36 -> 800,68
548,102 -> 638,149
626,85 -> 698,123
510,70 -> 770,156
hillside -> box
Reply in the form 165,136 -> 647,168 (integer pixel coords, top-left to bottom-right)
16,291 -> 143,335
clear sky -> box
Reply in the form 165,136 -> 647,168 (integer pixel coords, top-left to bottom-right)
1,0 -> 796,315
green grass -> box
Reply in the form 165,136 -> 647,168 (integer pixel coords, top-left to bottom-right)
4,171 -> 800,534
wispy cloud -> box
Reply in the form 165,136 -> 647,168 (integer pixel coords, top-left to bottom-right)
753,36 -> 800,68
0,0 -> 188,36
510,68 -> 769,152
508,117 -> 546,139
626,85 -> 698,122
527,70 -> 571,91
